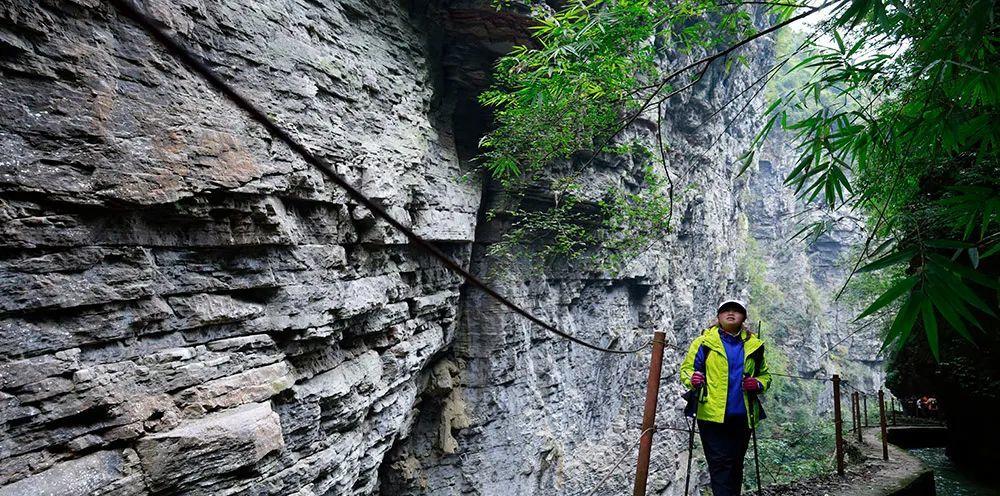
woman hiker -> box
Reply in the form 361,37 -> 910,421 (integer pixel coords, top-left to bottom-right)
679,299 -> 772,496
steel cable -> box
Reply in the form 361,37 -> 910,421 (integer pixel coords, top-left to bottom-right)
574,427 -> 657,496
767,372 -> 833,382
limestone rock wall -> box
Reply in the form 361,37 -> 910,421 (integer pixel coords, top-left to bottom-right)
0,2 -> 882,496
752,133 -> 885,391
378,17 -> 883,496
379,10 -> 781,492
0,1 -> 478,494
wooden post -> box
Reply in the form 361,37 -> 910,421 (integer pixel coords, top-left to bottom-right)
854,391 -> 861,430
863,394 -> 869,427
856,392 -> 862,429
633,331 -> 666,496
850,392 -> 857,433
833,375 -> 845,476
854,392 -> 863,443
891,397 -> 897,426
878,390 -> 889,461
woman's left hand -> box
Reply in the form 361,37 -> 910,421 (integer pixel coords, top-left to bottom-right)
742,376 -> 763,392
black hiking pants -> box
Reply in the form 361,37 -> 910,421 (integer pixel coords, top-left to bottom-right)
698,414 -> 751,496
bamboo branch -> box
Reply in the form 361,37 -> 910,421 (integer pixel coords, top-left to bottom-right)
579,0 -> 838,171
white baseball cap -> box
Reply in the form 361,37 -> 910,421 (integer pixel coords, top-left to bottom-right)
717,299 -> 748,315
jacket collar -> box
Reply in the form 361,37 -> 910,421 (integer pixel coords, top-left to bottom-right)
701,325 -> 763,356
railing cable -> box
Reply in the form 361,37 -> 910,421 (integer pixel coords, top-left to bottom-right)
107,0 -> 652,355
767,372 -> 833,382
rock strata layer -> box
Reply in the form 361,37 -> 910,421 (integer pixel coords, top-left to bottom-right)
1,1 -> 475,494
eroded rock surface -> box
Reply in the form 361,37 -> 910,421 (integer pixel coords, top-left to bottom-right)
379,5 -> 788,494
1,1 -> 475,493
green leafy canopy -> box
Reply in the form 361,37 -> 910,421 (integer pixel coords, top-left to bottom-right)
479,0 -> 762,270
750,0 -> 1000,359
481,0 -> 998,358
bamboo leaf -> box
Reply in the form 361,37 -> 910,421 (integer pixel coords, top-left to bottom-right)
924,239 -> 973,249
736,148 -> 756,178
880,293 -> 921,354
858,248 -> 916,273
833,30 -> 846,53
926,283 -> 975,343
921,300 -> 940,361
981,242 -> 1000,259
856,275 -> 918,321
928,253 -> 1000,289
927,271 -> 986,329
929,263 -> 998,317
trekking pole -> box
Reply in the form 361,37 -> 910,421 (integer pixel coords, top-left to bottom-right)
683,403 -> 697,496
751,323 -> 763,496
682,366 -> 706,496
747,376 -> 762,496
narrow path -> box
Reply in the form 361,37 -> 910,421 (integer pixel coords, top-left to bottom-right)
761,427 -> 934,496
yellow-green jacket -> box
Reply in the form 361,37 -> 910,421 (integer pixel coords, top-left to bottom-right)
679,326 -> 772,427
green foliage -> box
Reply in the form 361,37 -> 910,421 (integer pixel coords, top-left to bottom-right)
597,164 -> 674,267
750,0 -> 1000,359
486,164 -> 674,272
480,0 -> 763,269
743,346 -> 837,489
739,235 -> 826,342
743,237 -> 786,322
486,184 -> 593,268
479,0 -> 660,180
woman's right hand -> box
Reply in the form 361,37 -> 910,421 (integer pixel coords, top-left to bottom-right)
691,371 -> 705,388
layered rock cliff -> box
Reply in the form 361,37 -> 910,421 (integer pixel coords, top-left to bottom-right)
0,1 -> 881,495
1,1 -> 477,494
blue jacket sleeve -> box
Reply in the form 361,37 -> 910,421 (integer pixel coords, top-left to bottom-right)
693,345 -> 707,374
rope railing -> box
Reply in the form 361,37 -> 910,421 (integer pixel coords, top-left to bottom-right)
576,427 -> 657,496
107,0 -> 657,356
768,372 -> 835,382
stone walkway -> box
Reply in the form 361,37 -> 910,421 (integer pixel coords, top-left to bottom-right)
761,427 -> 935,496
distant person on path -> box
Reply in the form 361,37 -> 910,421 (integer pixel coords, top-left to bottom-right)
680,299 -> 772,496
